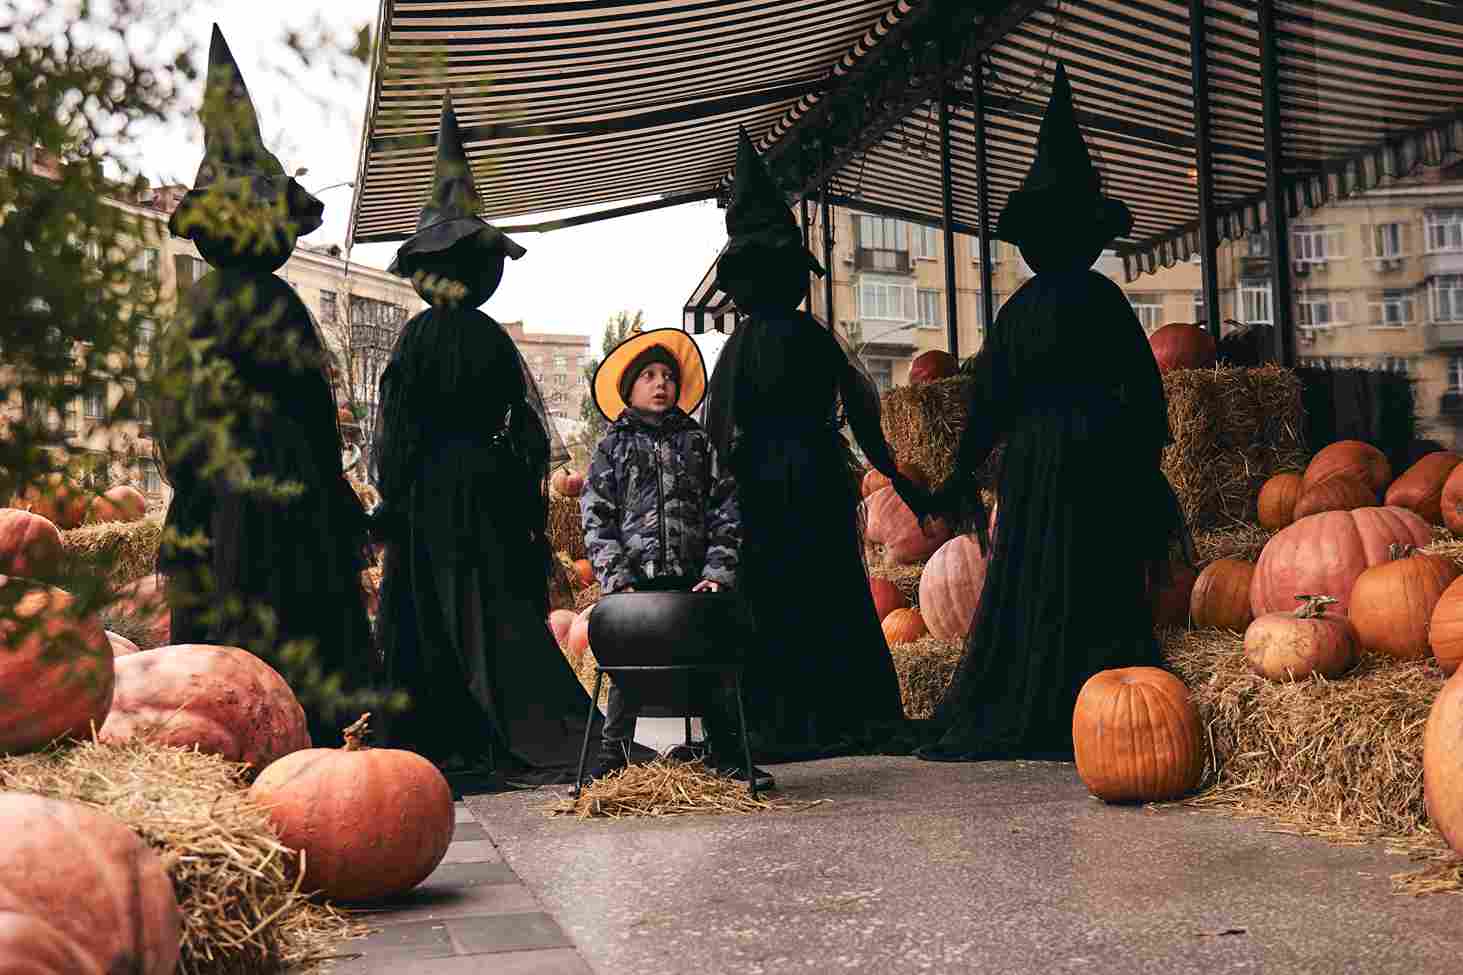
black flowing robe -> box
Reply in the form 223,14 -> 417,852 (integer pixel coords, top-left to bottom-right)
920,269 -> 1189,760
704,310 -> 913,761
370,307 -> 601,784
156,269 -> 374,746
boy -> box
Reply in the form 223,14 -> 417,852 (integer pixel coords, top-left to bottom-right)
580,328 -> 772,788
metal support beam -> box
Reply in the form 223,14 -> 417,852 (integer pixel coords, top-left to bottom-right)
801,196 -> 813,313
1259,0 -> 1296,366
975,60 -> 996,333
821,183 -> 835,330
938,84 -> 960,359
1190,0 -> 1221,340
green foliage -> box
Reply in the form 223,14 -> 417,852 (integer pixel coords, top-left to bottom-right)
577,308 -> 644,452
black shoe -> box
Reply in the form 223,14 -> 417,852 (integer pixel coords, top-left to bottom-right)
663,741 -> 709,764
714,760 -> 775,791
586,744 -> 629,781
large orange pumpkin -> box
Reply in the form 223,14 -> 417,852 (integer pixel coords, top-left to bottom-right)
20,475 -> 89,530
1442,464 -> 1463,536
0,508 -> 63,580
1302,440 -> 1391,496
863,486 -> 950,564
918,535 -> 988,641
1189,558 -> 1255,632
0,912 -> 103,975
86,485 -> 146,524
1243,594 -> 1359,681
99,644 -> 310,771
909,350 -> 958,385
1148,323 -> 1217,373
1291,473 -> 1375,521
1429,575 -> 1463,676
1349,546 -> 1460,661
1424,669 -> 1463,856
0,794 -> 180,975
1150,561 -> 1198,629
1072,667 -> 1204,802
1249,506 -> 1432,616
869,577 -> 909,622
1257,472 -> 1303,531
0,578 -> 114,754
1386,451 -> 1461,525
249,714 -> 454,902
881,607 -> 927,645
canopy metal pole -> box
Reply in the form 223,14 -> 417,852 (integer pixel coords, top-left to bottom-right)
1259,0 -> 1296,366
974,60 -> 996,333
801,196 -> 813,313
1190,0 -> 1221,341
938,84 -> 960,358
821,183 -> 835,331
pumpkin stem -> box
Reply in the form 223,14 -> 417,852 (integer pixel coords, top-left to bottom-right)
342,712 -> 372,751
1389,542 -> 1415,561
1293,594 -> 1338,618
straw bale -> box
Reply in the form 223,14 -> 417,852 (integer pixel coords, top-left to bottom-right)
548,494 -> 586,560
0,740 -> 362,974
890,636 -> 964,720
880,376 -> 971,486
573,583 -> 602,613
60,517 -> 162,586
1192,524 -> 1274,566
547,758 -> 827,819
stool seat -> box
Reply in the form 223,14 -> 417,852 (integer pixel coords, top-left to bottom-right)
586,591 -> 751,667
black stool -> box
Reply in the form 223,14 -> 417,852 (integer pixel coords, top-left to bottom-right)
573,590 -> 758,796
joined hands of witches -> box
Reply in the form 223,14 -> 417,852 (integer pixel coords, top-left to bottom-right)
619,581 -> 723,593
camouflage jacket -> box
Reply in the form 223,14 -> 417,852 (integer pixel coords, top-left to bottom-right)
580,407 -> 739,593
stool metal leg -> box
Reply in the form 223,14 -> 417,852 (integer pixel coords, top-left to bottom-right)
732,671 -> 756,798
573,670 -> 605,798
684,715 -> 694,747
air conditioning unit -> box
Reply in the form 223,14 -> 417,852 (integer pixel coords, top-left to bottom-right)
1380,257 -> 1404,272
1293,261 -> 1311,276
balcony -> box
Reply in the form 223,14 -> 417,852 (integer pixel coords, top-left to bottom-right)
1424,322 -> 1463,349
1239,256 -> 1271,277
1425,250 -> 1463,278
854,247 -> 912,274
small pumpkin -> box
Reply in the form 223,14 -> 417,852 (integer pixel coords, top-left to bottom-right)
0,794 -> 180,975
0,578 -> 114,754
19,474 -> 89,530
1386,451 -> 1462,525
1243,594 -> 1359,681
1189,558 -> 1255,632
551,469 -> 585,498
918,535 -> 988,641
0,912 -> 103,975
1291,473 -> 1375,520
909,350 -> 958,385
869,577 -> 909,622
1148,323 -> 1217,374
1424,670 -> 1463,857
863,485 -> 950,564
1149,561 -> 1198,629
1302,440 -> 1391,496
1257,472 -> 1303,531
547,608 -> 576,646
881,607 -> 927,645
1072,667 -> 1204,802
1349,545 -> 1460,661
99,644 -> 310,771
1441,463 -> 1463,536
249,714 -> 454,902
86,485 -> 146,524
0,508 -> 63,580
572,558 -> 595,587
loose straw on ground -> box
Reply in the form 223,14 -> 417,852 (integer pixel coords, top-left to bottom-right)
547,759 -> 828,819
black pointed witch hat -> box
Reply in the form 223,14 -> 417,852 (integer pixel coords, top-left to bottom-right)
994,62 -> 1131,250
168,24 -> 324,241
388,91 -> 525,279
716,127 -> 826,282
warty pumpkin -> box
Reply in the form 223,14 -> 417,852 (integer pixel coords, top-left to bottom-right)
1386,451 -> 1461,525
1072,667 -> 1204,802
863,485 -> 950,564
918,534 -> 988,641
0,911 -> 103,975
1291,473 -> 1375,521
1189,558 -> 1255,632
1256,472 -> 1303,531
1349,545 -> 1460,661
1243,594 -> 1359,681
0,508 -> 62,580
881,607 -> 927,645
249,714 -> 455,902
551,469 -> 586,498
1302,440 -> 1391,496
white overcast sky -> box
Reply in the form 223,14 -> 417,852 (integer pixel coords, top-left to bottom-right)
107,1 -> 729,336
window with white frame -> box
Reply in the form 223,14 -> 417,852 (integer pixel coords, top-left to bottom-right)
1192,291 -> 1206,324
1366,223 -> 1408,259
911,225 -> 939,259
83,386 -> 105,419
856,214 -> 908,253
971,239 -> 1004,264
1292,225 -> 1345,264
1129,295 -> 1163,334
858,276 -> 916,321
1248,233 -> 1270,258
1427,210 -> 1463,254
1435,275 -> 1463,322
1241,281 -> 1273,324
319,291 -> 338,324
916,289 -> 942,329
1368,289 -> 1415,327
553,353 -> 567,369
1297,291 -> 1348,329
131,246 -> 160,281
1378,356 -> 1411,375
141,460 -> 162,495
1450,355 -> 1463,392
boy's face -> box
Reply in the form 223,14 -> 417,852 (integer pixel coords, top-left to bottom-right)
629,362 -> 677,413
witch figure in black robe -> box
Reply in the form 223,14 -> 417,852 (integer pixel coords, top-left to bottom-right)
158,25 -> 373,745
702,129 -> 925,761
369,92 -> 604,786
915,63 -> 1192,762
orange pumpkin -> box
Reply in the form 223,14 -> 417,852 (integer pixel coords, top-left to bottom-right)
0,912 -> 103,975
1349,546 -> 1460,661
1257,472 -> 1303,531
881,607 -> 927,645
99,644 -> 310,771
1249,506 -> 1432,617
869,577 -> 909,622
0,794 -> 180,975
86,485 -> 146,524
1429,575 -> 1463,676
1442,464 -> 1463,536
105,631 -> 139,657
551,469 -> 585,498
909,350 -> 958,385
918,535 -> 988,641
249,714 -> 454,902
1149,561 -> 1198,629
0,578 -> 114,754
1291,473 -> 1376,520
1189,558 -> 1255,632
547,608 -> 576,646
1072,667 -> 1204,802
572,558 -> 595,587
1386,451 -> 1462,525
863,486 -> 950,564
1148,323 -> 1217,373
1425,670 -> 1463,857
1302,440 -> 1391,496
20,475 -> 89,530
1243,594 -> 1359,681
0,508 -> 63,580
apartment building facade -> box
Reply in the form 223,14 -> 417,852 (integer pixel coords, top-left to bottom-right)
501,323 -> 591,422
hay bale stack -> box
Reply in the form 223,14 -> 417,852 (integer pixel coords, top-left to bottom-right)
0,740 -> 361,974
60,517 -> 162,586
548,494 -> 586,560
879,376 -> 973,487
1192,524 -> 1274,566
889,636 -> 964,719
867,545 -> 925,606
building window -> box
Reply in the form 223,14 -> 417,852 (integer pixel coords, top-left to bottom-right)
173,254 -> 205,289
1378,356 -> 1410,375
319,291 -> 338,324
916,289 -> 942,329
1368,289 -> 1415,327
911,225 -> 939,260
1427,210 -> 1463,254
132,246 -> 160,281
83,386 -> 106,419
140,460 -> 162,495
1292,225 -> 1344,264
858,277 -> 916,322
1248,233 -> 1270,258
1450,356 -> 1463,392
1297,291 -> 1348,329
1241,281 -> 1273,325
1435,275 -> 1463,322
63,396 -> 79,434
553,354 -> 567,369
135,318 -> 155,355
1367,223 -> 1408,259
1192,291 -> 1206,324
856,215 -> 908,253
1129,294 -> 1163,334
865,358 -> 894,394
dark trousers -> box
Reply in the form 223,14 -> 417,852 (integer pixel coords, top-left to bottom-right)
601,576 -> 741,757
